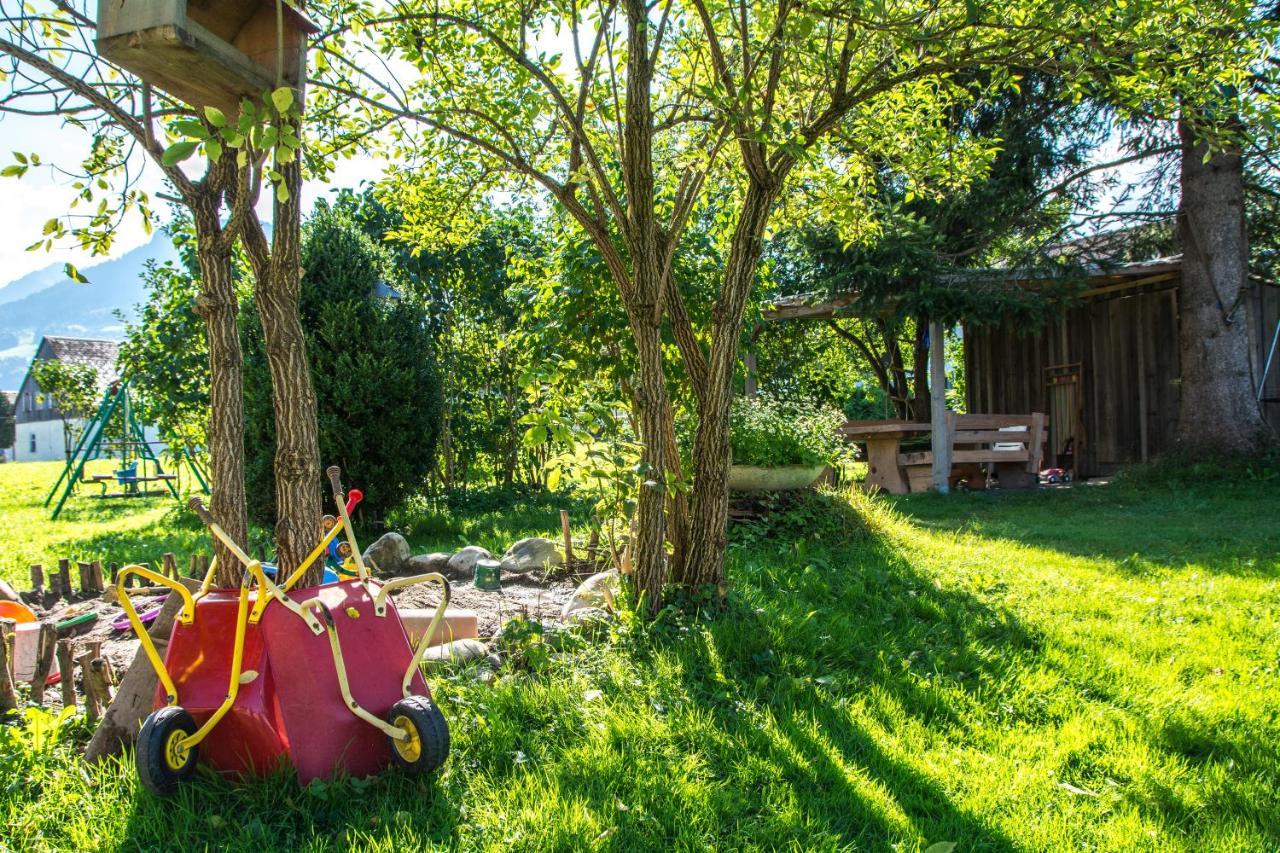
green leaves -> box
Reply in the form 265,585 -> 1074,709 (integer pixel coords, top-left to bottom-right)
63,262 -> 88,284
271,86 -> 295,115
203,106 -> 227,127
161,140 -> 199,166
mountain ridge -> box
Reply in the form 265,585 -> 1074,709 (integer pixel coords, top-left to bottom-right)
0,234 -> 178,390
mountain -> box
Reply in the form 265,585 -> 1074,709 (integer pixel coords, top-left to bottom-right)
0,234 -> 178,390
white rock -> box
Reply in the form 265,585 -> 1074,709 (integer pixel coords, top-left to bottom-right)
501,537 -> 564,574
446,546 -> 492,580
362,532 -> 411,575
421,638 -> 490,669
405,552 -> 451,576
560,570 -> 620,621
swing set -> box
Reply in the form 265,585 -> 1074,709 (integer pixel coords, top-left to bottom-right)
45,380 -> 208,520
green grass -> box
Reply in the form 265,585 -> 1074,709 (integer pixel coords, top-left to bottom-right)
0,460 -> 213,586
1,459 -> 1278,851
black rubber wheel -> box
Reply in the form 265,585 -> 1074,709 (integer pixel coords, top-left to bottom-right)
136,706 -> 199,795
387,695 -> 450,775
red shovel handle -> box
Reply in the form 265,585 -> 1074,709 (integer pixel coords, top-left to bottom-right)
346,488 -> 363,515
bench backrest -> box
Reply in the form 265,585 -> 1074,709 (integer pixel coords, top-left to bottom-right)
898,412 -> 1047,473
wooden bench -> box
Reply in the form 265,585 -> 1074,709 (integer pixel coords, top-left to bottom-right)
897,413 -> 1047,492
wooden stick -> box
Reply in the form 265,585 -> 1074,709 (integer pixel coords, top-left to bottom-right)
29,564 -> 43,593
109,562 -> 120,584
587,528 -> 599,563
89,657 -> 115,705
560,510 -> 574,562
90,561 -> 105,594
163,552 -> 177,581
56,558 -> 72,600
56,640 -> 76,711
77,652 -> 103,723
78,561 -> 93,594
29,622 -> 57,707
0,619 -> 18,712
189,553 -> 200,580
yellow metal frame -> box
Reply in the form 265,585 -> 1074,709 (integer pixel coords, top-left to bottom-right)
298,598 -> 408,741
175,581 -> 251,754
369,572 -> 452,699
116,564 -> 198,706
196,555 -> 219,599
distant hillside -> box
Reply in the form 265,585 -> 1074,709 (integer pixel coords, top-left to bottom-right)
0,235 -> 177,389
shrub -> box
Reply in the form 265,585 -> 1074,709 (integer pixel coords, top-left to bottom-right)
729,395 -> 844,467
243,206 -> 443,524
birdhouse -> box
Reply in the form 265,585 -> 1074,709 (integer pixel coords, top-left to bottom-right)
96,0 -> 320,117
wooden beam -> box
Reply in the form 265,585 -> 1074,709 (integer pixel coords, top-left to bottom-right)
929,320 -> 951,494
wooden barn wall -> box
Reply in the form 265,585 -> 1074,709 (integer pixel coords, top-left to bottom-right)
1254,283 -> 1280,430
964,285 -> 1181,477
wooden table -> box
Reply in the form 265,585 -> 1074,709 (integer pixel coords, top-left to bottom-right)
838,420 -> 932,495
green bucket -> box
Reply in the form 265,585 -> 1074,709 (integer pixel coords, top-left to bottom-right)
474,558 -> 501,590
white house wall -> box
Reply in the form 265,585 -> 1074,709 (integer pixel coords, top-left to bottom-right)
13,420 -> 166,464
14,418 -> 72,462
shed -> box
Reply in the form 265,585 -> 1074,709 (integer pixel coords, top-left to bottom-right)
96,0 -> 319,117
762,257 -> 1280,480
964,258 -> 1280,477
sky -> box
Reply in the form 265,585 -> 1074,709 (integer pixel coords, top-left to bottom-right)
0,111 -> 387,285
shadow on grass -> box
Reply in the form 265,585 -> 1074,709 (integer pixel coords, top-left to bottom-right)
116,763 -> 461,851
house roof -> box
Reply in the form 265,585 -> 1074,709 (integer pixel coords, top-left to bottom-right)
25,336 -> 123,393
40,337 -> 121,376
762,256 -> 1183,322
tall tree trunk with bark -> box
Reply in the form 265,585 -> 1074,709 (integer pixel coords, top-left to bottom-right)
683,181 -> 780,589
190,182 -> 248,585
240,153 -> 323,581
1176,116 -> 1272,454
616,0 -> 670,613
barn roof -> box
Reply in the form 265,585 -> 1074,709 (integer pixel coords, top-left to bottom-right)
761,256 -> 1183,322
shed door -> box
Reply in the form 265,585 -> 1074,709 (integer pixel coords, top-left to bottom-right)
1045,363 -> 1083,479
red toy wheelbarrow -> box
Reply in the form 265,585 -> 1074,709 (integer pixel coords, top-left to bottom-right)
117,466 -> 451,795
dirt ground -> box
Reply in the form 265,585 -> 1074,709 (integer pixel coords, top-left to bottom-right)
390,563 -> 600,638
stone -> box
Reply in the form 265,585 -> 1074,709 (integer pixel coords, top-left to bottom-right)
562,607 -> 613,640
421,638 -> 490,670
404,552 -> 451,576
500,537 -> 564,574
362,532 -> 411,575
560,570 -> 620,621
446,546 -> 492,581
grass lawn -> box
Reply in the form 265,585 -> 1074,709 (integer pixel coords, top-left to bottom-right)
1,458 -> 1278,851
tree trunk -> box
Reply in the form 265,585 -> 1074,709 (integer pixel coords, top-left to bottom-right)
617,0 -> 669,613
661,396 -> 690,582
910,319 -> 930,421
684,182 -> 779,590
1176,116 -> 1272,454
190,186 -> 249,586
240,154 -> 322,582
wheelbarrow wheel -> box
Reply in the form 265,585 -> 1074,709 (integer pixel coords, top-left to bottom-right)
136,706 -> 199,795
387,695 -> 449,775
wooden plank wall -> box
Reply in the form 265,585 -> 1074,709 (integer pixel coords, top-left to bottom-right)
1254,283 -> 1280,430
964,283 -> 1181,477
